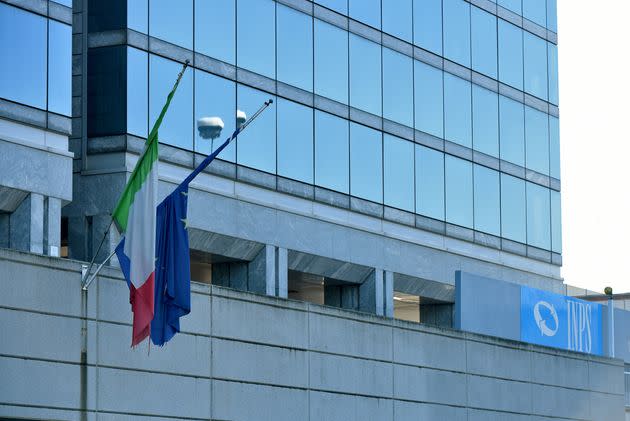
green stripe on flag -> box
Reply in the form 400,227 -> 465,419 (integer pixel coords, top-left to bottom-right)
112,65 -> 186,232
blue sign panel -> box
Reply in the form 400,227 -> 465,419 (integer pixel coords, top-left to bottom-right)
520,286 -> 603,356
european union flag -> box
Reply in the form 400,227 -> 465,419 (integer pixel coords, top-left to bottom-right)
151,183 -> 191,346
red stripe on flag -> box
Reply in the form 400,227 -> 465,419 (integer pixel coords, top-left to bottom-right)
129,271 -> 155,347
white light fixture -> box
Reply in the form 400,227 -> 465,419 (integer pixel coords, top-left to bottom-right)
197,116 -> 224,140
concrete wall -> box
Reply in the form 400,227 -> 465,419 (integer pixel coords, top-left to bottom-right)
0,248 -> 625,420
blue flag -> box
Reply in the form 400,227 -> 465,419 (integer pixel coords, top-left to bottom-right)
150,183 -> 191,346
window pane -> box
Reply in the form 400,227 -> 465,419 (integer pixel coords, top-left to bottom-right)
471,6 -> 497,79
524,32 -> 548,100
444,74 -> 472,148
0,4 -> 46,109
525,106 -> 549,175
315,111 -> 349,193
499,95 -> 525,166
498,21 -> 523,90
349,34 -> 382,116
523,0 -> 546,27
445,156 -> 473,228
415,145 -> 444,220
236,85 -> 276,173
277,4 -> 313,91
383,48 -> 413,127
384,135 -> 414,211
317,0 -> 347,14
127,47 -> 148,137
383,0 -> 412,42
547,0 -> 557,31
527,182 -> 550,250
443,0 -> 471,67
413,0 -> 442,55
277,99 -> 314,183
195,70 -> 236,161
474,165 -> 500,235
315,19 -> 348,104
149,0 -> 192,49
48,21 -> 72,116
549,116 -> 560,179
349,0 -> 381,29
128,0 -> 148,33
501,174 -> 525,243
548,43 -> 559,105
551,190 -> 561,253
498,0 -> 521,15
237,0 -> 275,79
472,85 -> 499,157
149,55 -> 193,149
350,123 -> 382,203
195,0 -> 235,64
414,61 -> 443,138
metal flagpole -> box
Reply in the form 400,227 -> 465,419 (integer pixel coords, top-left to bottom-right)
81,96 -> 273,290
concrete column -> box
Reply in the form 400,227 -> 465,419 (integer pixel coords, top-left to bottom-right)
44,197 -> 62,257
359,268 -> 384,315
0,213 -> 8,248
10,193 -> 44,254
384,270 -> 394,318
91,214 -> 120,267
277,247 -> 288,298
265,244 -> 276,297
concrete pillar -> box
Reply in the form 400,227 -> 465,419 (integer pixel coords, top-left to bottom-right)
325,282 -> 359,311
10,193 -> 44,254
0,213 -> 8,248
384,270 -> 394,318
265,244 -> 276,297
91,214 -> 119,267
359,269 -> 384,315
44,197 -> 62,257
277,247 -> 288,298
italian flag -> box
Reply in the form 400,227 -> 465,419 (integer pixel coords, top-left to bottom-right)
113,69 -> 184,346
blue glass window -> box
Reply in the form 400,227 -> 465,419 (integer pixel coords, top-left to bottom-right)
445,156 -> 473,228
499,95 -> 525,166
315,19 -> 348,104
350,123 -> 382,203
195,70 -> 236,161
524,33 -> 548,100
195,0 -> 235,64
349,0 -> 381,29
471,6 -> 497,79
501,174 -> 526,243
128,0 -> 148,33
149,55 -> 193,150
525,106 -> 549,175
384,135 -> 414,211
349,34 -> 381,116
383,0 -> 412,42
414,61 -> 443,138
236,85 -> 276,173
523,0 -> 546,27
551,190 -> 561,253
548,43 -> 559,105
415,145 -> 444,220
413,0 -> 442,55
549,116 -> 560,179
383,48 -> 413,127
315,111 -> 349,193
474,165 -> 500,236
277,4 -> 313,92
444,74 -> 472,148
149,0 -> 193,49
53,0 -> 72,6
498,21 -> 523,90
472,85 -> 499,157
48,21 -> 72,116
237,0 -> 275,79
443,0 -> 471,67
527,182 -> 550,250
317,0 -> 347,14
498,0 -> 521,15
0,4 -> 46,109
547,0 -> 558,32
277,99 -> 313,183
127,47 -> 148,138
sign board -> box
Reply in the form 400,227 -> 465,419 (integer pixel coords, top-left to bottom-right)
520,286 -> 603,356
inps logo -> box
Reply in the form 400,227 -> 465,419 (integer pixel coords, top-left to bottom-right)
533,301 -> 559,337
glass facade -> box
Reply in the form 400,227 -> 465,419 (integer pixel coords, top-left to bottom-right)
121,0 -> 562,254
0,3 -> 71,116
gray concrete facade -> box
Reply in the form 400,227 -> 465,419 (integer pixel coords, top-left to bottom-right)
0,248 -> 624,421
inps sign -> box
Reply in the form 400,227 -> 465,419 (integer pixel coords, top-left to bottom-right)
520,286 -> 603,355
